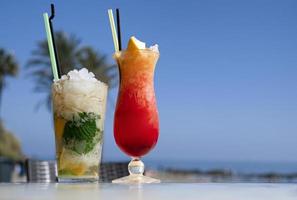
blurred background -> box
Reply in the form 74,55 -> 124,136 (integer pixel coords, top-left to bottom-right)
0,0 -> 297,182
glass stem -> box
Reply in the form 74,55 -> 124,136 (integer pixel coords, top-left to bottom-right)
128,158 -> 144,176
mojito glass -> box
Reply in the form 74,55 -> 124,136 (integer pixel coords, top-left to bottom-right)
52,68 -> 108,182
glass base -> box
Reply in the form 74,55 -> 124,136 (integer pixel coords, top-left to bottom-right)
112,158 -> 160,184
58,177 -> 98,183
112,174 -> 160,184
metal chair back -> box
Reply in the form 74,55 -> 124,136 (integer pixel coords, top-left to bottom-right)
100,162 -> 129,182
25,159 -> 57,183
26,159 -> 130,183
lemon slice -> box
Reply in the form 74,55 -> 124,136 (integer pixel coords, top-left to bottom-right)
59,148 -> 87,176
127,36 -> 146,51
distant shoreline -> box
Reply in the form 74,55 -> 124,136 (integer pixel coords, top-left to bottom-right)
143,160 -> 297,174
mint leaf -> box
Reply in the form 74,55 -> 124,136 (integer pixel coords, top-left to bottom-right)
62,112 -> 102,154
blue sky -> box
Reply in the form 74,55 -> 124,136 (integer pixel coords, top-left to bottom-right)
0,0 -> 297,163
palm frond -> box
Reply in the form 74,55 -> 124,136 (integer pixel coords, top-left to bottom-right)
26,31 -> 118,110
77,47 -> 118,87
0,48 -> 19,110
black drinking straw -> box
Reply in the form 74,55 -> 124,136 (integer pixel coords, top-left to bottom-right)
49,4 -> 61,78
116,8 -> 122,51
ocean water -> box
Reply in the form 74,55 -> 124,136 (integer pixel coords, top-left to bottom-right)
144,160 -> 297,174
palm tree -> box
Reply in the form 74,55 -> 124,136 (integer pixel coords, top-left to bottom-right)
0,49 -> 18,113
27,31 -> 117,109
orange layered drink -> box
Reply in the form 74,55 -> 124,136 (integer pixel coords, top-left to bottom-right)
52,68 -> 108,181
114,37 -> 159,157
112,37 -> 160,183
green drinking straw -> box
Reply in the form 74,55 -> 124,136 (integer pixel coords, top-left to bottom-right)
108,9 -> 119,52
43,12 -> 59,81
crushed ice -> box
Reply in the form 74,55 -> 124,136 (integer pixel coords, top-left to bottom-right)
149,44 -> 159,53
59,68 -> 97,82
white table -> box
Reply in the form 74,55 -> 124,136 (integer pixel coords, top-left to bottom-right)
0,183 -> 296,200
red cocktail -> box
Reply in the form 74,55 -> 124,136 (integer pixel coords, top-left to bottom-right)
113,37 -> 160,183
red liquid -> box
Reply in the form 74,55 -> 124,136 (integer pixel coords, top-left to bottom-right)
114,51 -> 159,157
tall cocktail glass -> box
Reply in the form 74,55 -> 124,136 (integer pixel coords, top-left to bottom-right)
52,69 -> 108,182
113,49 -> 160,184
